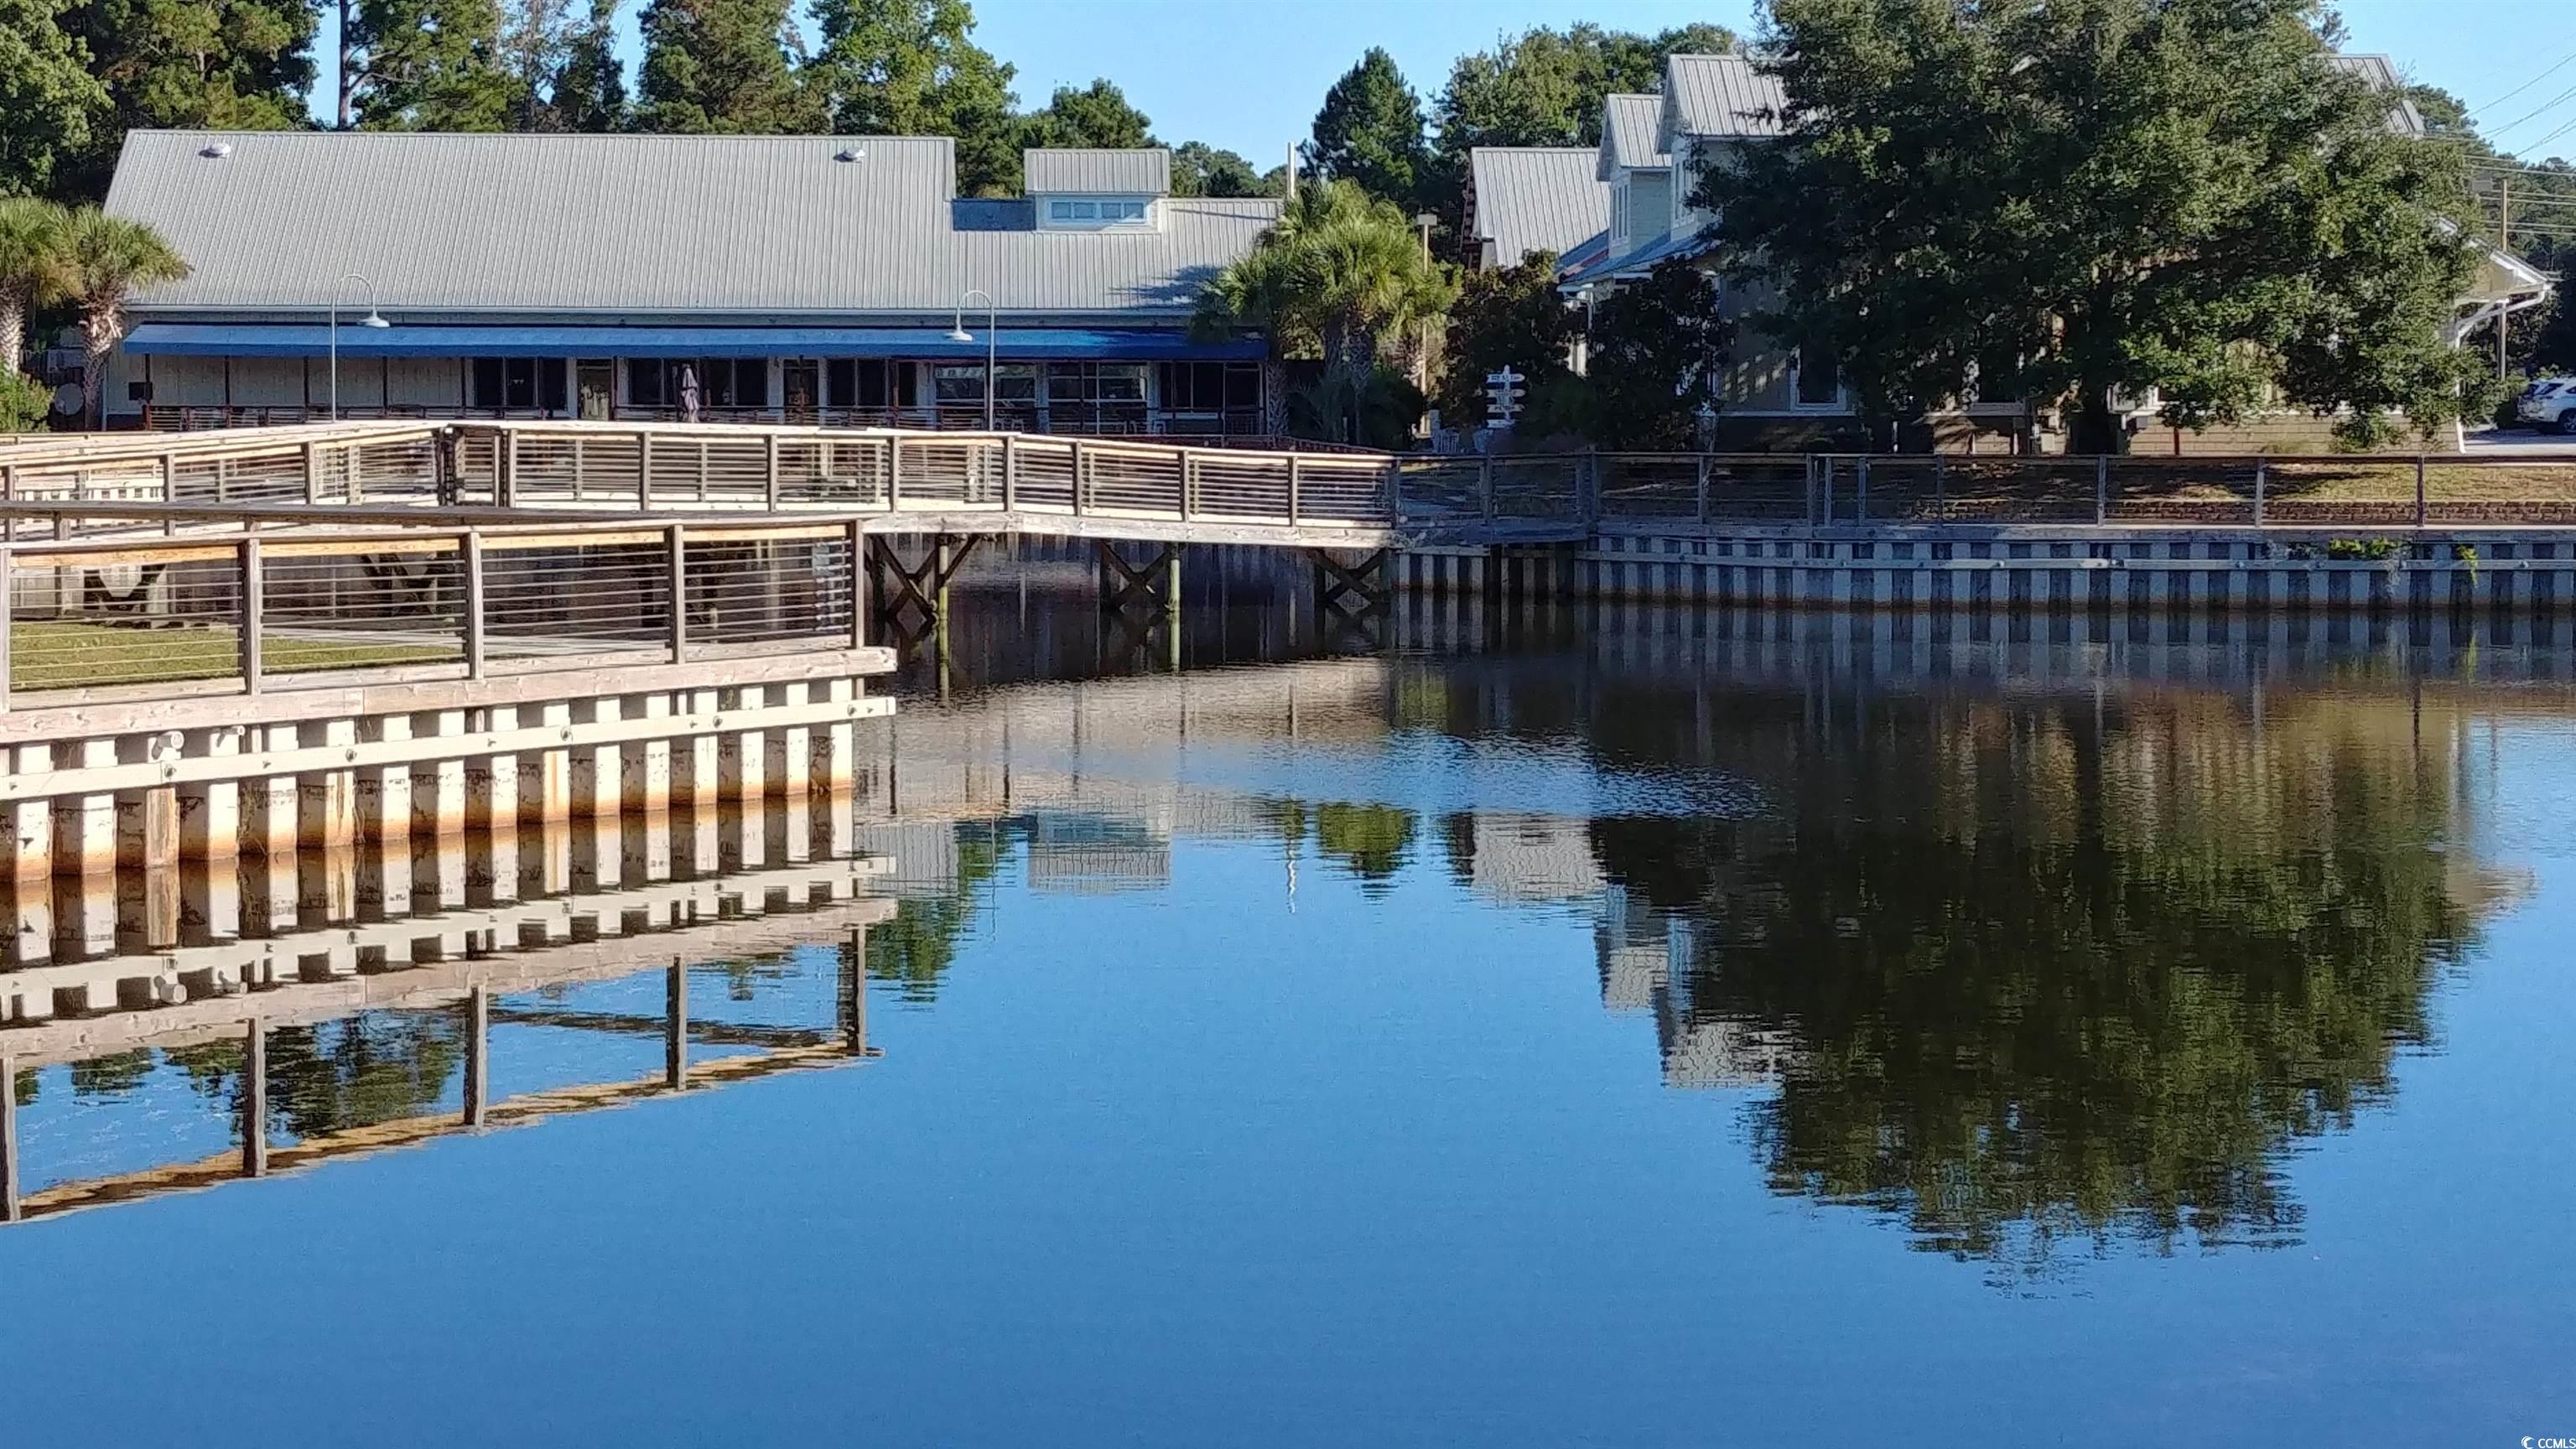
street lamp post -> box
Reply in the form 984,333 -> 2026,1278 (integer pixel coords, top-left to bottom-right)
329,271 -> 389,421
948,288 -> 998,430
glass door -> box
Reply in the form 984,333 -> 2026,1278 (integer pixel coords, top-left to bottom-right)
576,360 -> 612,419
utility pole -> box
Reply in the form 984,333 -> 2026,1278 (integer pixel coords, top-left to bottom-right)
2501,174 -> 2513,380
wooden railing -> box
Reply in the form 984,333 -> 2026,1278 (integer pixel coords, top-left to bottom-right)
0,505 -> 873,709
19,421 -> 2576,532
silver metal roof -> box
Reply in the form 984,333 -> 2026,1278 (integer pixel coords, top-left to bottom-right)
2328,54 -> 2426,136
1665,54 -> 1789,140
1467,148 -> 1609,267
1024,148 -> 1172,195
105,131 -> 1267,319
1600,94 -> 1671,179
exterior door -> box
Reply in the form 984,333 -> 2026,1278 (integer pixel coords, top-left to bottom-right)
576,360 -> 612,419
783,360 -> 820,421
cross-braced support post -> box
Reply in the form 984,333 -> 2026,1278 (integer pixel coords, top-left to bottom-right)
1097,540 -> 1183,617
1311,548 -> 1391,622
866,532 -> 981,638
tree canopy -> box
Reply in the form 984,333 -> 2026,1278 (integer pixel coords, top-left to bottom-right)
1436,250 -> 1583,436
349,0 -> 518,130
0,0 -> 107,199
1171,141 -> 1267,199
1431,21 -> 1737,153
1015,78 -> 1153,150
637,0 -> 820,133
1705,0 -> 2494,451
1305,48 -> 1429,211
806,0 -> 1020,195
1193,178 -> 1453,367
1583,254 -> 1732,448
57,0 -> 314,195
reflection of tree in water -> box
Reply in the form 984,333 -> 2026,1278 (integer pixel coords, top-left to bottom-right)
68,1049 -> 154,1099
159,1012 -> 465,1140
1311,802 -> 1418,891
869,823 -> 1007,1003
1587,686 -> 2493,1274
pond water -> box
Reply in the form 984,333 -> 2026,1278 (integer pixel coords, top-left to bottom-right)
4,588 -> 2574,1446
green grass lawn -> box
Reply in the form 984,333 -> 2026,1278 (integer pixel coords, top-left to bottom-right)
10,621 -> 458,692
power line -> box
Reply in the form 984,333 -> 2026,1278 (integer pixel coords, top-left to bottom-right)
2479,80 -> 2576,142
2470,45 -> 2576,117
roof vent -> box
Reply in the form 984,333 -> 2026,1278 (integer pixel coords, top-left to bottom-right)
834,147 -> 865,164
200,142 -> 232,159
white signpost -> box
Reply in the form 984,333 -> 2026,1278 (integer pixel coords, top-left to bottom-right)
1484,366 -> 1526,432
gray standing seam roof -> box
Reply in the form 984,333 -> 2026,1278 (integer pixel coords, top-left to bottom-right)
1467,148 -> 1610,267
2327,54 -> 2426,136
1657,50 -> 2421,143
1601,94 -> 1671,177
104,132 -> 1265,318
1024,148 -> 1172,195
1665,54 -> 1789,140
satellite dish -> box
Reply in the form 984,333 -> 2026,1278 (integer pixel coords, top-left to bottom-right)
52,382 -> 84,414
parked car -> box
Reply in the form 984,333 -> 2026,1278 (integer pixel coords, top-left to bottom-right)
2516,376 -> 2576,433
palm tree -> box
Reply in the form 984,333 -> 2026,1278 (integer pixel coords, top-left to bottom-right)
1194,179 -> 1453,369
58,209 -> 190,429
0,198 -> 72,378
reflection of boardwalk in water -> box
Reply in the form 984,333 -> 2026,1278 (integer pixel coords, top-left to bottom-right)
0,804 -> 896,1226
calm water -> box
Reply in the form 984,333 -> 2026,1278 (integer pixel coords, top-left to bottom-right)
6,585 -> 2576,1446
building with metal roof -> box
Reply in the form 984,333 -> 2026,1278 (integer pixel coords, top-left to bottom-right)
1462,148 -> 1609,271
96,131 -> 1281,434
1554,49 -> 2531,452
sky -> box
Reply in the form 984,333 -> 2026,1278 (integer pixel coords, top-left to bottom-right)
308,1 -> 2576,165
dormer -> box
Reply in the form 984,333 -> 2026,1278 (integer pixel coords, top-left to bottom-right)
1027,148 -> 1170,231
1598,93 -> 1673,259
1661,55 -> 1789,238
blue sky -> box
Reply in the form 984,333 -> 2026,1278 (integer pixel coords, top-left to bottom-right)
309,1 -> 2576,164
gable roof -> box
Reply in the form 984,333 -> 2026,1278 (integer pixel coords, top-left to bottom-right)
1665,54 -> 1789,141
2327,53 -> 2426,136
104,131 -> 1274,319
1600,93 -> 1672,179
1025,147 -> 1172,195
1467,147 -> 1611,267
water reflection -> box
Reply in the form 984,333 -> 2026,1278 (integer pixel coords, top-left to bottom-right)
1,591 -> 2550,1278
0,797 -> 894,1223
855,596 -> 2537,1272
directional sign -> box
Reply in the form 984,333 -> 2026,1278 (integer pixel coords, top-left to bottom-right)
1484,366 -> 1525,428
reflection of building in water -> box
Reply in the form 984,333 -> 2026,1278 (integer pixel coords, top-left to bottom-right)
1467,813 -> 1602,906
1593,883 -> 1791,1090
1026,813 -> 1171,895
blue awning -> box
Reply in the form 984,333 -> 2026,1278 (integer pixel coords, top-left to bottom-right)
121,324 -> 1266,362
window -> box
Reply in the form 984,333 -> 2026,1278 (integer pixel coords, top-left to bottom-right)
470,357 -> 566,412
1049,200 -> 1075,221
826,359 -> 902,408
1047,361 -> 1145,405
1108,200 -> 1145,221
932,363 -> 1038,404
1158,361 -> 1261,412
1793,350 -> 1844,410
628,358 -> 766,409
1068,200 -> 1098,220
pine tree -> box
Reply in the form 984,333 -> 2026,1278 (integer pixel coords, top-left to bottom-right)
60,0 -> 317,197
804,0 -> 1018,194
638,0 -> 820,132
351,0 -> 519,130
549,0 -> 628,131
1304,48 -> 1426,210
0,0 -> 108,200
